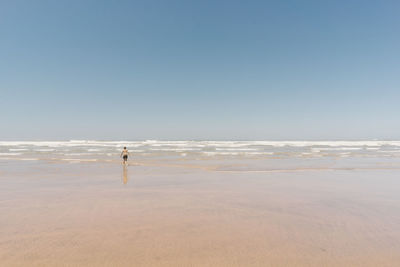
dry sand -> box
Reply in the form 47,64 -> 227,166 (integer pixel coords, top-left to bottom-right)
1,160 -> 400,266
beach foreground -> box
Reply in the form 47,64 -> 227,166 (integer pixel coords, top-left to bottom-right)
1,154 -> 400,266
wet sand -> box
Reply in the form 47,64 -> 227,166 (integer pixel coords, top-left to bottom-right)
1,160 -> 400,266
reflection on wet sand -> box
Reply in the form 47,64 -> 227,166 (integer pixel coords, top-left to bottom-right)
122,165 -> 128,184
2,161 -> 400,266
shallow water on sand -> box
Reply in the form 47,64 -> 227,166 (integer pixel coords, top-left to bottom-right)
1,159 -> 400,266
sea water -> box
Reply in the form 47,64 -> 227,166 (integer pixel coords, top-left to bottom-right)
1,140 -> 400,170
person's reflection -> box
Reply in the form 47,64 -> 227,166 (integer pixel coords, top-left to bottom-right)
122,164 -> 128,185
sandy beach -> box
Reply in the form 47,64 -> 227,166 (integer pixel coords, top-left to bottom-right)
1,150 -> 400,266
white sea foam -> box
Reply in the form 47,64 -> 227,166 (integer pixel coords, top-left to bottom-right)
244,152 -> 274,155
313,147 -> 363,151
215,148 -> 259,151
149,148 -> 202,151
0,153 -> 22,156
63,153 -> 91,156
203,152 -> 240,156
1,140 -> 400,162
1,140 -> 400,148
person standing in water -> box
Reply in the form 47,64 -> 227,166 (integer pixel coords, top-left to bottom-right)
120,147 -> 130,164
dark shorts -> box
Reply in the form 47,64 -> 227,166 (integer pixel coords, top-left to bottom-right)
123,155 -> 128,160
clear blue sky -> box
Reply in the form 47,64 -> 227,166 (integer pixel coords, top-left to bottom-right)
1,0 -> 399,140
